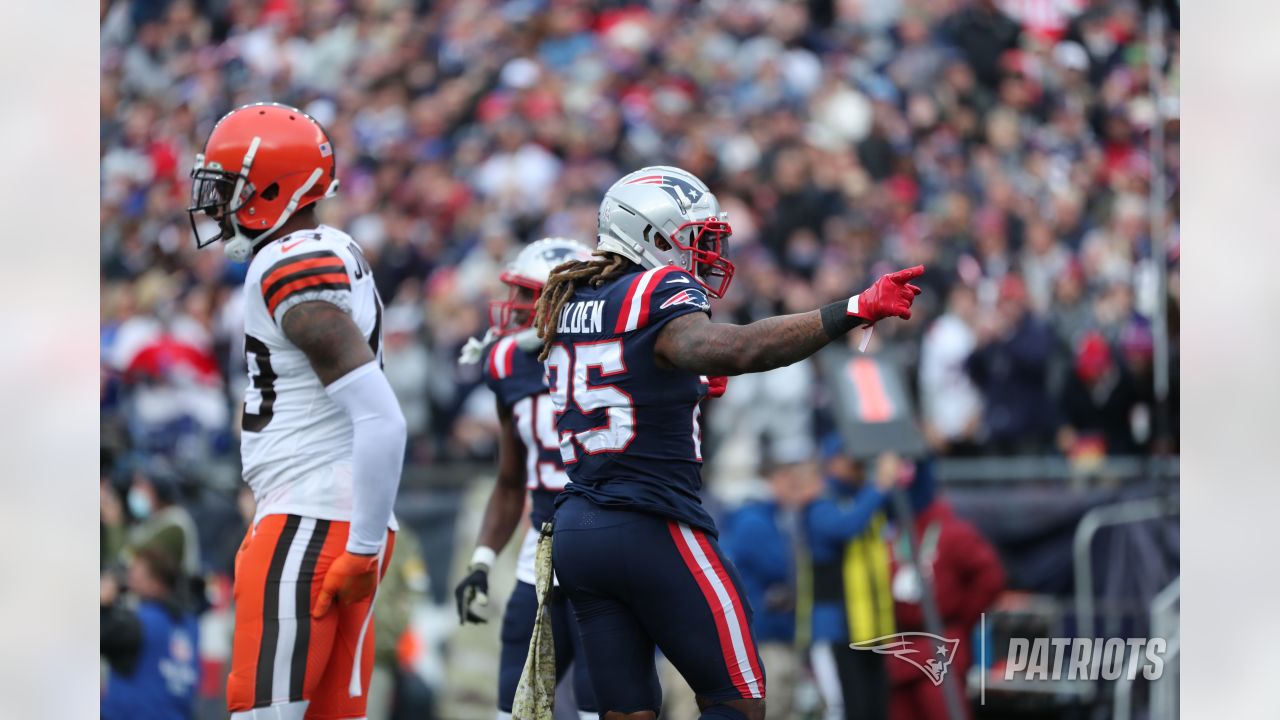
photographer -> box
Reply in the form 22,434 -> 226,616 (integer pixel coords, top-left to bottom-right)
101,544 -> 199,720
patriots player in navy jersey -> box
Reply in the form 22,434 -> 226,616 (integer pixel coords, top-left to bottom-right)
531,167 -> 924,720
455,238 -> 600,720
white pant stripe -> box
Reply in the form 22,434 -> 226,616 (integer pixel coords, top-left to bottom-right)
676,523 -> 762,697
271,517 -> 316,703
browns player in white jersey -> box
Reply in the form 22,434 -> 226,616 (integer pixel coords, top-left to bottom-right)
189,102 -> 406,719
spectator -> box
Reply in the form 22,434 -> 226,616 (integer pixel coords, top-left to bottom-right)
367,526 -> 435,720
1118,318 -> 1158,450
104,459 -> 201,581
1047,260 -> 1093,351
939,0 -> 1022,90
760,144 -> 844,269
708,358 -> 817,491
919,283 -> 983,455
965,274 -> 1055,453
1057,331 -> 1144,458
381,304 -> 434,451
101,545 -> 200,720
722,460 -> 824,719
886,461 -> 1005,720
802,447 -> 899,720
1019,220 -> 1071,315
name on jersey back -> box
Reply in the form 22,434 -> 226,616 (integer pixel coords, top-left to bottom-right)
557,300 -> 606,335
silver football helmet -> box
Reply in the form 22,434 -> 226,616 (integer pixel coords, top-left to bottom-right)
596,165 -> 735,297
493,237 -> 593,348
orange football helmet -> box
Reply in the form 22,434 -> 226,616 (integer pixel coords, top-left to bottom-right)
189,102 -> 338,261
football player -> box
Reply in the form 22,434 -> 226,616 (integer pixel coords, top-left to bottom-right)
533,166 -> 923,720
189,102 -> 406,719
455,238 -> 601,720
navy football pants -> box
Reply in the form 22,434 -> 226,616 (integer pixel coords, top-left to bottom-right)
552,496 -> 765,714
498,580 -> 597,714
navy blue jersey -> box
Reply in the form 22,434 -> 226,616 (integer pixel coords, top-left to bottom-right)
547,266 -> 718,534
484,336 -> 569,527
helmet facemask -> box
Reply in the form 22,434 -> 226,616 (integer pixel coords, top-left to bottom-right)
188,159 -> 255,249
670,216 -> 734,298
188,137 -> 266,262
490,275 -> 541,336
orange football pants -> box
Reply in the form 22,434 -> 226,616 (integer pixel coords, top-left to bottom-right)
227,514 -> 395,719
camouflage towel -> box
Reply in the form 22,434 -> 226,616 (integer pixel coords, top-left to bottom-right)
511,522 -> 556,720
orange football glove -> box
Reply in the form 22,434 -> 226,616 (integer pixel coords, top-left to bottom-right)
312,551 -> 379,618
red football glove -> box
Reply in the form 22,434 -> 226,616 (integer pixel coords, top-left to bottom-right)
312,551 -> 379,618
706,376 -> 728,398
851,265 -> 924,323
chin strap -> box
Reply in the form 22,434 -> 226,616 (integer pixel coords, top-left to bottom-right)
222,233 -> 254,262
223,166 -> 326,262
221,136 -> 262,262
261,167 -> 324,240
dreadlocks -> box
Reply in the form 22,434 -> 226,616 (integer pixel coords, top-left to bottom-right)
534,251 -> 636,361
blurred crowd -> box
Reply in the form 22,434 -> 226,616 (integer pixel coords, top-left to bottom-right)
101,0 -> 1177,715
101,0 -> 1179,481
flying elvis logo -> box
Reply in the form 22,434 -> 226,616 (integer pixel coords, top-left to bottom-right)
660,289 -> 710,311
624,174 -> 705,210
850,633 -> 959,686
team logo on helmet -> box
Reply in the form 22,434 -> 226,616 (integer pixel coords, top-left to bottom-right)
624,174 -> 706,212
850,633 -> 959,686
540,245 -> 582,266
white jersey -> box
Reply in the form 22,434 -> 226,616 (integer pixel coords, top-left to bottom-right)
239,224 -> 396,530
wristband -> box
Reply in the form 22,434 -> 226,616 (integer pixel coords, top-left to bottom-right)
820,295 -> 864,339
470,546 -> 497,570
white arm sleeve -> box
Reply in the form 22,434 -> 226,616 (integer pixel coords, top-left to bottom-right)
325,361 -> 408,554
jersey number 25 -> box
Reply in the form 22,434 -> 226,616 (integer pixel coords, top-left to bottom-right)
544,340 -> 635,463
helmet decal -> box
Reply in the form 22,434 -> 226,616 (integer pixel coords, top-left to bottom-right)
625,174 -> 706,212
537,244 -> 582,267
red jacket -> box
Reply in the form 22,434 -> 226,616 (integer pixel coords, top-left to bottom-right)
887,500 -> 1005,690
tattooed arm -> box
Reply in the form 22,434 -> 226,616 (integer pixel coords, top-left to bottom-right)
655,310 -> 842,375
281,300 -> 376,384
654,265 -> 925,376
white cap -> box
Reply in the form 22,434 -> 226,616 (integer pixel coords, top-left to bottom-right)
1053,41 -> 1090,73
500,57 -> 540,90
